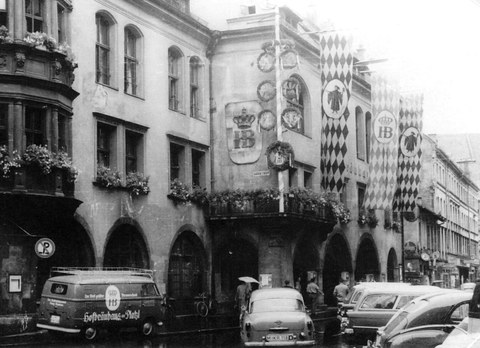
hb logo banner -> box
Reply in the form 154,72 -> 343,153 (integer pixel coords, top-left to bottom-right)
363,75 -> 400,211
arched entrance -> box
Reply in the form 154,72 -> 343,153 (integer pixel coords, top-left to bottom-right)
104,224 -> 149,268
294,237 -> 320,304
216,238 -> 258,303
168,231 -> 207,314
36,220 -> 95,302
355,236 -> 380,282
387,248 -> 399,282
322,234 -> 352,306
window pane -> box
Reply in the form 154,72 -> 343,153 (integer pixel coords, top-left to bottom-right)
25,107 -> 44,146
170,143 -> 184,181
125,30 -> 136,57
97,123 -> 114,167
58,115 -> 67,151
125,131 -> 139,174
192,149 -> 204,187
0,104 -> 7,147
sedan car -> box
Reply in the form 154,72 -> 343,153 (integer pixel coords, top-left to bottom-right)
240,288 -> 315,346
343,285 -> 441,344
371,289 -> 471,348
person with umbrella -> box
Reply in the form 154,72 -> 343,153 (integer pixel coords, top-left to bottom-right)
235,277 -> 257,319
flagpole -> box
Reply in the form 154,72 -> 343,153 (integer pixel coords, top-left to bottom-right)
400,210 -> 405,282
274,5 -> 284,213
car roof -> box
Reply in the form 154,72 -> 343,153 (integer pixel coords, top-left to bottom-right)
361,285 -> 440,295
250,288 -> 303,301
47,274 -> 155,285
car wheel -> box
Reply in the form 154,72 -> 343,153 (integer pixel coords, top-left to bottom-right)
83,326 -> 98,341
141,319 -> 155,336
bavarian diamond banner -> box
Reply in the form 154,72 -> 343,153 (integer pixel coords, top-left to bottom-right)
392,94 -> 424,213
363,75 -> 400,210
320,33 -> 353,193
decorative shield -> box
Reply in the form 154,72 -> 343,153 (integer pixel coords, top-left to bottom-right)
400,126 -> 421,157
225,101 -> 263,164
282,78 -> 301,101
258,109 -> 276,131
373,111 -> 397,144
257,52 -> 275,73
280,49 -> 298,69
257,80 -> 276,102
281,107 -> 302,131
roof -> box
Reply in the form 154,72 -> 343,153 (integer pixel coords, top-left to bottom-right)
47,274 -> 155,285
250,288 -> 303,301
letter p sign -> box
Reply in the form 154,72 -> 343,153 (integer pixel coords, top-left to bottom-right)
35,238 -> 56,258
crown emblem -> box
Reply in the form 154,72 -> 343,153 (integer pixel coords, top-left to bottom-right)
233,108 -> 255,129
378,115 -> 393,126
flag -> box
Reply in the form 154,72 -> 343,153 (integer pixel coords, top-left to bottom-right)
363,75 -> 400,210
320,33 -> 353,193
392,94 -> 424,213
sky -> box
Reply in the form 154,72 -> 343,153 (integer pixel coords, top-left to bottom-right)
279,0 -> 480,135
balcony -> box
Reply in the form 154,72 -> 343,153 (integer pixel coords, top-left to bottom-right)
208,196 -> 336,224
0,166 -> 74,197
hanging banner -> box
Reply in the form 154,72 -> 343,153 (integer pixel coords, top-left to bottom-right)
225,101 -> 263,164
320,33 -> 353,193
363,75 -> 400,211
393,94 -> 424,213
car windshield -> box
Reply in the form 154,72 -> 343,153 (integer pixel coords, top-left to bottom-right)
250,299 -> 304,313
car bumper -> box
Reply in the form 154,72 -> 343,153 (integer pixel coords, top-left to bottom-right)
37,323 -> 81,333
244,340 -> 316,346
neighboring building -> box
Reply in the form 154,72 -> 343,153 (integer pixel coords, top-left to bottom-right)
403,134 -> 479,287
0,0 -> 80,334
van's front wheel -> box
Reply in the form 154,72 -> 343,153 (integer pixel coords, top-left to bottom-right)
140,319 -> 155,337
83,326 -> 98,340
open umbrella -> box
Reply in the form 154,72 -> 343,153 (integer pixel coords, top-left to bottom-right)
239,276 -> 259,284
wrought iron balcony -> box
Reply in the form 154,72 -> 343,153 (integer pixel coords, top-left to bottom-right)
208,196 -> 336,223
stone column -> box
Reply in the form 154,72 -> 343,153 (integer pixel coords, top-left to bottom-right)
51,107 -> 58,152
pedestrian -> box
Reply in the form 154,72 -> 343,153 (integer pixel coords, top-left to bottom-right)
235,281 -> 251,319
283,280 -> 293,288
333,278 -> 349,305
295,276 -> 302,292
306,277 -> 322,311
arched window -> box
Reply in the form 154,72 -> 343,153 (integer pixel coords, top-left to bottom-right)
189,56 -> 202,118
365,111 -> 372,163
168,47 -> 183,111
96,12 -> 115,86
355,106 -> 365,160
124,26 -> 142,96
284,75 -> 310,135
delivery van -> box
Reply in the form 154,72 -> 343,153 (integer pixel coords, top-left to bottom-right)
37,267 -> 165,340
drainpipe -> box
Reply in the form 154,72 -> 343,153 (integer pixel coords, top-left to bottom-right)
207,30 -> 222,192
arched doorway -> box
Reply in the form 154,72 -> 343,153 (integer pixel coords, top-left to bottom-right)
294,237 -> 320,304
355,236 -> 380,282
36,220 -> 95,302
322,234 -> 352,306
168,231 -> 207,314
104,224 -> 149,268
387,248 -> 399,282
216,238 -> 258,303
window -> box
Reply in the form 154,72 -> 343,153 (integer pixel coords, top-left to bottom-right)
247,5 -> 256,14
25,0 -> 43,33
97,122 -> 116,168
356,106 -> 365,160
288,167 -> 297,188
357,183 -> 366,210
190,57 -> 201,118
96,13 -> 111,85
170,143 -> 184,182
168,47 -> 183,111
191,149 -> 205,187
125,130 -> 143,174
304,170 -> 312,189
124,27 -> 139,96
365,112 -> 372,163
58,114 -> 67,152
0,0 -> 7,27
25,107 -> 45,146
285,76 -> 306,134
0,104 -> 7,147
57,3 -> 66,43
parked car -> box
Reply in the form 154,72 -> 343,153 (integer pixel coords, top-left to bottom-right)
37,267 -> 165,340
461,282 -> 476,291
240,287 -> 315,346
436,281 -> 480,348
343,285 -> 441,343
370,289 -> 471,348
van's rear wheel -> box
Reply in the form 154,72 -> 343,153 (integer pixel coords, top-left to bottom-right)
141,319 -> 155,336
83,326 -> 98,340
